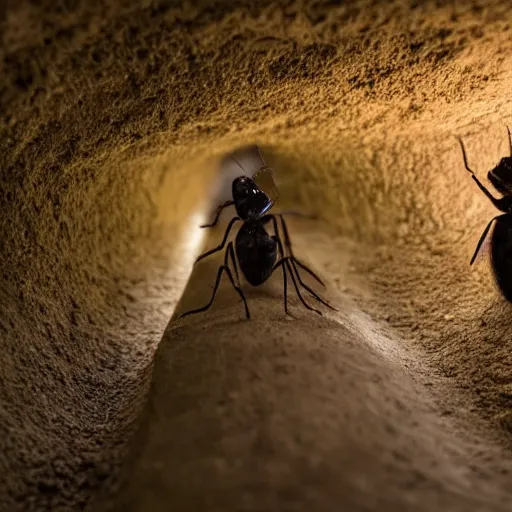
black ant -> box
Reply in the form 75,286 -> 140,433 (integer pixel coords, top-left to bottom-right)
458,127 -> 512,301
180,148 -> 336,319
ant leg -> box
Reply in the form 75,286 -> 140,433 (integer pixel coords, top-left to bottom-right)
278,210 -> 317,220
272,258 -> 289,315
284,258 -> 322,315
179,265 -> 225,319
200,200 -> 235,228
195,217 -> 241,264
457,137 -> 509,212
458,136 -> 478,176
267,217 -> 294,314
222,241 -> 249,317
224,265 -> 250,319
180,261 -> 249,320
288,257 -> 337,311
507,126 -> 512,157
268,215 -> 328,307
262,214 -> 285,258
471,176 -> 511,212
469,214 -> 506,265
293,259 -> 325,288
225,241 -> 240,286
278,214 -> 325,287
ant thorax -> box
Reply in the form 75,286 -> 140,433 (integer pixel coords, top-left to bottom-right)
488,157 -> 512,195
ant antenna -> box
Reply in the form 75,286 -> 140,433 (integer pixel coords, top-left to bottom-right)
507,126 -> 512,157
256,145 -> 267,166
229,145 -> 269,176
457,136 -> 476,176
229,155 -> 246,174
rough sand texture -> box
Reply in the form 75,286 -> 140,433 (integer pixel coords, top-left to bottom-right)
1,1 -> 512,511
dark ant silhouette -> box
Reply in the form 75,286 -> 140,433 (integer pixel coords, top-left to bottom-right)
458,127 -> 512,300
180,148 -> 336,319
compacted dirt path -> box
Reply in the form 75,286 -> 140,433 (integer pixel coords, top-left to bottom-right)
1,1 -> 511,511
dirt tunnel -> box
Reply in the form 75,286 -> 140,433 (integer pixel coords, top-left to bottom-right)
1,1 -> 512,511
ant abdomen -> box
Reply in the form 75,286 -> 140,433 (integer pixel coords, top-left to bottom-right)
490,217 -> 512,301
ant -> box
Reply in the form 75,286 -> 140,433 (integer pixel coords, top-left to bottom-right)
458,127 -> 512,301
180,148 -> 336,319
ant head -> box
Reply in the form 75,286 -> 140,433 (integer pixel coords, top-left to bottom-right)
488,156 -> 512,195
232,176 -> 274,221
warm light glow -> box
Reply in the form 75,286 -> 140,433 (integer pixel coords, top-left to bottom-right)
181,210 -> 206,266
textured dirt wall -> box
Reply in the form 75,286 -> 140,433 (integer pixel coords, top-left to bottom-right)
1,1 -> 512,511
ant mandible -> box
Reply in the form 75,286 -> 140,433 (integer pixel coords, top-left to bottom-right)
458,127 -> 512,301
180,147 -> 337,319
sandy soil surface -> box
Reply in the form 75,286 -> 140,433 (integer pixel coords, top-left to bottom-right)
1,1 -> 512,511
